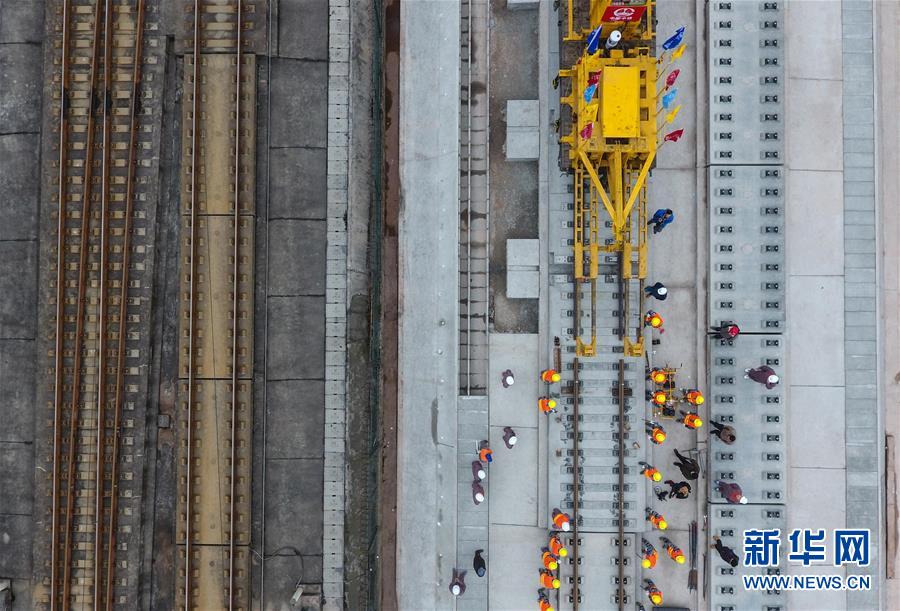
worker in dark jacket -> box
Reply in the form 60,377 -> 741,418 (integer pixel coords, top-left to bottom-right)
672,449 -> 700,480
473,549 -> 486,577
745,365 -> 779,389
449,569 -> 467,595
657,480 -> 691,501
644,281 -> 668,301
712,536 -> 740,567
709,421 -> 736,444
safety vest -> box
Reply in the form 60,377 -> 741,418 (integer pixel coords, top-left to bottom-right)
649,369 -> 667,384
642,466 -> 662,482
542,551 -> 559,570
683,413 -> 703,429
539,397 -> 557,413
645,585 -> 663,605
641,550 -> 658,569
541,369 -> 561,383
664,542 -> 685,564
686,390 -> 704,405
647,511 -> 667,530
649,427 -> 666,444
645,312 -> 663,328
549,535 -> 568,558
552,511 -> 571,531
479,447 -> 493,463
540,570 -> 561,589
539,599 -> 554,611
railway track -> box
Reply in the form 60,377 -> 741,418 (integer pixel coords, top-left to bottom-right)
458,0 -> 490,396
47,0 -> 156,608
175,1 -> 256,609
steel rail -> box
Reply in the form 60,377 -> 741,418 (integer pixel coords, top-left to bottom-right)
93,0 -> 115,604
464,0 -> 472,395
228,2 -> 243,608
572,356 -> 581,610
616,357 -> 626,611
60,1 -> 105,604
104,0 -> 147,607
184,0 -> 202,607
50,0 -> 73,607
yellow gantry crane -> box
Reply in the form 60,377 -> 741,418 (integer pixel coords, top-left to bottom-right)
559,0 -> 657,357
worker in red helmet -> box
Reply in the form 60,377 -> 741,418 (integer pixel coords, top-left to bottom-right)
709,322 -> 740,340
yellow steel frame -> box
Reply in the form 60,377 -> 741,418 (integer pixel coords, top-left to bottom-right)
566,0 -> 655,42
560,2 -> 657,357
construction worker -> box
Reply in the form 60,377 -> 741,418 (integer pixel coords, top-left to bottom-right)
541,550 -> 559,571
644,281 -> 668,301
503,426 -> 518,449
541,369 -> 562,383
645,508 -> 668,531
643,579 -> 663,605
449,569 -> 467,596
660,536 -> 686,564
648,208 -> 674,234
644,310 -> 664,330
647,368 -> 667,385
712,535 -> 740,567
683,388 -> 705,406
538,595 -> 554,611
709,322 -> 740,340
645,420 -> 666,445
549,534 -> 568,558
472,460 -> 486,482
715,479 -> 748,504
538,396 -> 558,414
745,365 -> 779,389
672,449 -> 700,480
473,549 -> 486,577
501,369 -> 515,388
640,538 -> 659,568
638,461 -> 663,482
539,569 -> 561,589
678,410 -> 703,430
648,389 -> 668,406
478,442 -> 493,463
709,420 -> 736,444
551,509 -> 572,532
662,479 -> 692,500
472,481 -> 485,505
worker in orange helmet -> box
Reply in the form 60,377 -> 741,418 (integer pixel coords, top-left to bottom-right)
645,420 -> 666,445
648,368 -> 668,385
538,594 -> 555,611
649,389 -> 668,406
643,579 -> 663,605
683,388 -> 705,406
478,441 -> 493,463
638,461 -> 663,482
549,534 -> 568,558
538,396 -> 558,414
644,310 -> 665,333
678,410 -> 703,430
660,536 -> 686,564
646,507 -> 668,530
541,369 -> 562,383
640,538 -> 658,569
539,569 -> 561,589
551,508 -> 572,532
541,550 -> 559,571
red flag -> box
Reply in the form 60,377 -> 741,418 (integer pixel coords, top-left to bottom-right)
588,71 -> 602,86
664,129 -> 684,143
665,69 -> 680,89
580,122 -> 594,140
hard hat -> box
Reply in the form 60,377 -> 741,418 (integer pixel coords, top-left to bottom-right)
658,287 -> 668,295
694,395 -> 705,405
551,373 -> 561,382
475,492 -> 485,502
652,371 -> 666,383
650,593 -> 662,604
641,558 -> 652,569
552,578 -> 561,589
504,375 -> 515,385
658,520 -> 667,530
558,547 -> 568,557
652,472 -> 662,482
739,496 -> 748,505
694,418 -> 703,427
561,521 -> 571,532
654,431 -> 666,442
451,584 -> 461,595
476,468 -> 486,480
676,554 -> 686,564
508,435 -> 517,446
651,316 -> 662,327
549,560 -> 558,570
768,375 -> 779,384
548,399 -> 557,408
